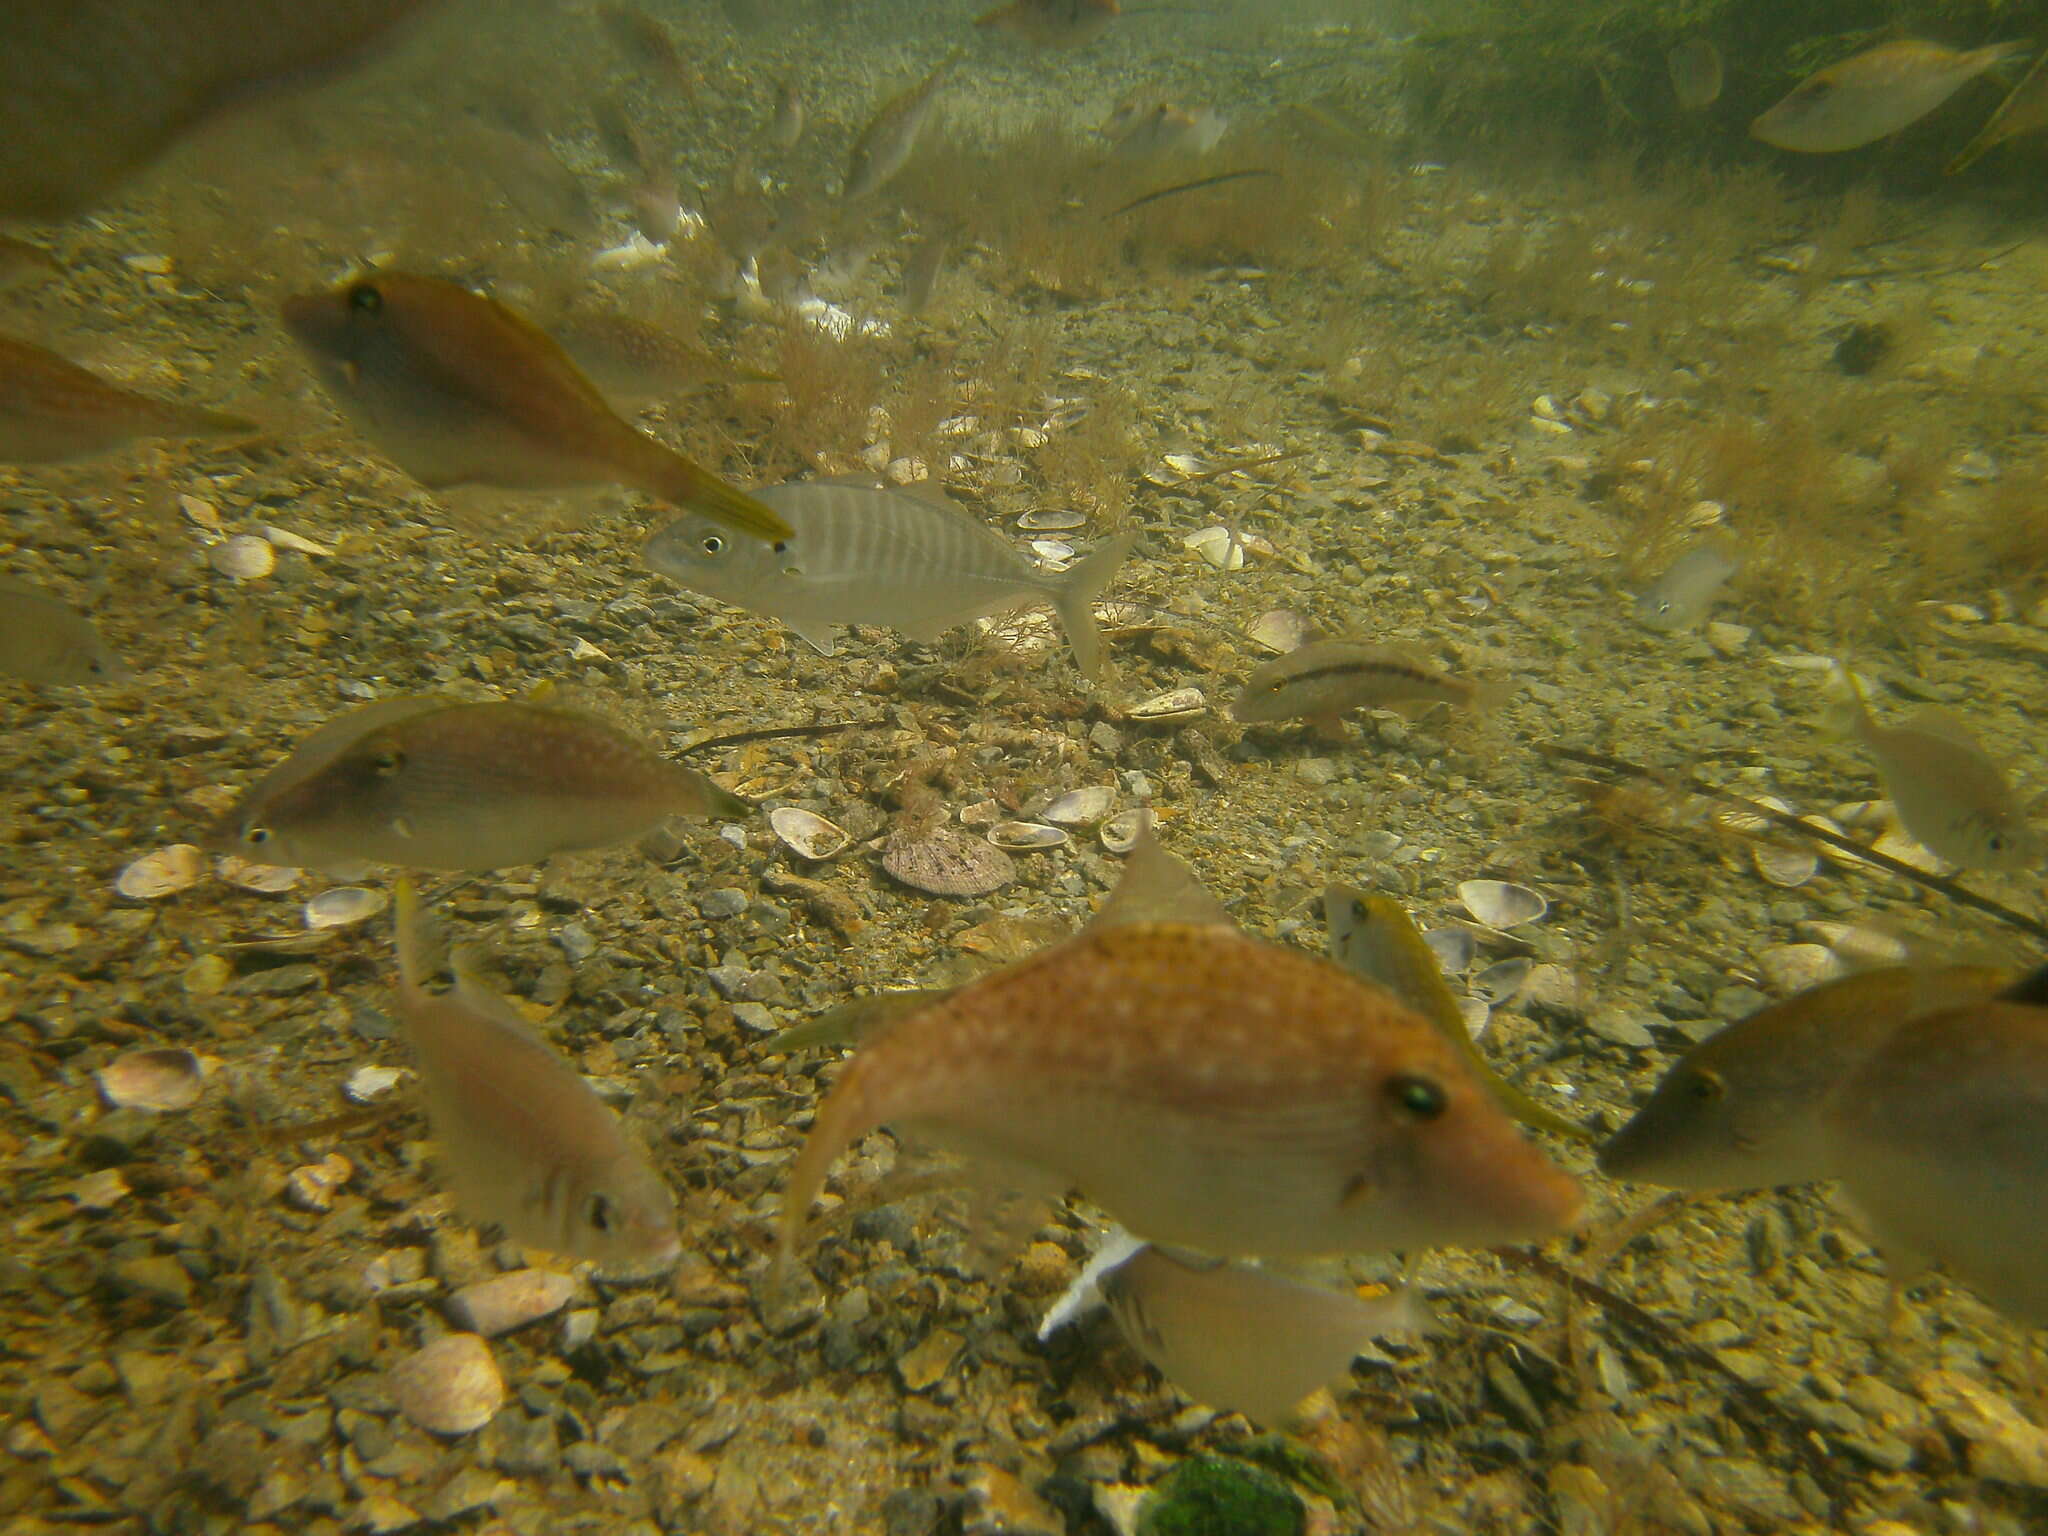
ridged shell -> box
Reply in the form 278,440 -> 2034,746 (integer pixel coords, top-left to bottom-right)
115,845 -> 205,900
1458,995 -> 1493,1041
770,806 -> 851,861
987,821 -> 1068,850
1126,687 -> 1206,721
304,886 -> 388,930
215,854 -> 301,893
209,534 -> 275,581
1044,787 -> 1115,826
1247,608 -> 1314,655
1752,843 -> 1817,888
1457,879 -> 1547,929
882,829 -> 1016,897
96,1047 -> 208,1112
390,1334 -> 504,1437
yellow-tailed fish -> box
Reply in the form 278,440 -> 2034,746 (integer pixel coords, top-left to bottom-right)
0,578 -> 129,686
1230,640 -> 1509,729
1828,988 -> 2048,1324
279,272 -> 790,544
213,693 -> 750,873
1597,964 -> 2010,1192
0,334 -> 255,463
1101,1243 -> 1434,1425
775,835 -> 1581,1274
1752,40 -> 2025,153
392,880 -> 679,1267
1825,660 -> 2039,870
1323,887 -> 1595,1144
1948,50 -> 2048,173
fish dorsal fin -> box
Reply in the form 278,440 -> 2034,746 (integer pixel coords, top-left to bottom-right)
1997,961 -> 2048,1007
1323,883 -> 1462,1025
1085,830 -> 1235,934
395,879 -> 549,1042
449,950 -> 551,1043
393,877 -> 436,994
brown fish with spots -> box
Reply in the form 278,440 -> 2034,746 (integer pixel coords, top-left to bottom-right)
1230,639 -> 1509,730
0,334 -> 255,463
280,273 -> 790,543
214,692 -> 752,874
776,839 -> 1581,1271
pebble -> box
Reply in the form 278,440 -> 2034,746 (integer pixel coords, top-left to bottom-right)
1920,1370 -> 2048,1488
699,887 -> 749,919
1583,1008 -> 1653,1048
109,1255 -> 194,1308
963,1467 -> 1063,1536
895,1327 -> 964,1393
447,1271 -> 577,1337
390,1334 -> 504,1436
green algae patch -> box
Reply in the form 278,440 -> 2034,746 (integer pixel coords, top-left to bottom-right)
1136,1457 -> 1306,1536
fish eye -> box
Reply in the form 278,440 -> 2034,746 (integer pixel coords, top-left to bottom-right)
244,826 -> 272,846
372,749 -> 406,775
584,1192 -> 616,1234
1687,1069 -> 1725,1102
1386,1074 -> 1446,1121
773,540 -> 790,555
700,534 -> 725,556
347,281 -> 383,314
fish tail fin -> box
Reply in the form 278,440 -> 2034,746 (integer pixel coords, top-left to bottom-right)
1467,677 -> 1518,715
678,764 -> 753,821
633,441 -> 794,544
393,878 -> 436,998
774,1055 -> 884,1281
1050,529 -> 1137,681
1819,657 -> 1873,738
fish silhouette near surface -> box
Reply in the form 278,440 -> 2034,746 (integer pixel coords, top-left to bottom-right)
775,836 -> 1582,1276
0,334 -> 255,464
280,272 -> 790,543
213,691 -> 750,874
1752,40 -> 2024,152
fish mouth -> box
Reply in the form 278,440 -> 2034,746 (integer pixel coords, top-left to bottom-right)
278,292 -> 345,356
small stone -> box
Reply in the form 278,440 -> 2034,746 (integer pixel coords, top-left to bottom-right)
896,1327 -> 965,1393
1705,621 -> 1751,655
1920,1370 -> 2048,1488
351,1491 -> 421,1533
391,1334 -> 504,1436
699,888 -> 748,919
109,1255 -> 194,1308
447,1271 -> 577,1337
1294,758 -> 1339,786
964,1467 -> 1063,1536
285,1153 -> 353,1212
1584,1007 -> 1653,1049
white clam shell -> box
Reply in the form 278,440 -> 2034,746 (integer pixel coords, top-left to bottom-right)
987,820 -> 1069,851
1018,508 -> 1085,531
1423,926 -> 1477,975
215,854 -> 301,893
304,886 -> 388,930
1099,809 -> 1154,853
1126,687 -> 1206,721
1247,608 -> 1314,655
957,799 -> 1004,827
1752,843 -> 1818,888
115,844 -> 205,900
1044,787 -> 1115,826
1474,956 -> 1534,1004
390,1334 -> 504,1437
209,534 -> 275,581
1457,879 -> 1548,929
96,1047 -> 209,1112
770,806 -> 851,861
261,525 -> 334,557
346,1065 -> 409,1103
1183,525 -> 1245,571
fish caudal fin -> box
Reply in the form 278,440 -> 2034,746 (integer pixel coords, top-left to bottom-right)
392,878 -> 438,998
680,764 -> 753,821
1819,657 -> 1874,738
1051,530 -> 1137,681
773,1053 -> 884,1282
633,440 -> 794,544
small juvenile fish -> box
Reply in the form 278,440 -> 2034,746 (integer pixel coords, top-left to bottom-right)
0,235 -> 58,291
215,693 -> 751,872
1324,887 -> 1594,1144
1827,993 -> 2048,1324
392,881 -> 680,1267
1948,51 -> 2048,172
1230,640 -> 1508,729
1827,662 -> 2038,869
769,78 -> 806,151
280,272 -> 790,544
845,53 -> 958,200
0,577 -> 129,685
1597,965 -> 2009,1191
1107,100 -> 1229,159
1667,38 -> 1725,111
1634,544 -> 1738,632
645,476 -> 1136,679
1101,1245 -> 1433,1424
1752,40 -> 2024,153
595,3 -> 695,96
0,334 -> 255,463
976,0 -> 1119,49
776,842 -> 1582,1272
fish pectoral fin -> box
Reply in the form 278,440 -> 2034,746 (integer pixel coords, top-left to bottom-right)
783,616 -> 840,654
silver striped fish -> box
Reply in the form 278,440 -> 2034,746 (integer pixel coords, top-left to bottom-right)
644,475 -> 1135,679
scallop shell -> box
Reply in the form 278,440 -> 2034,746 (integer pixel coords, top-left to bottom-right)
770,806 -> 851,861
209,534 -> 275,581
304,886 -> 388,930
97,1047 -> 208,1112
1183,525 -> 1246,571
1125,687 -> 1206,721
1759,943 -> 1839,996
1044,786 -> 1115,826
1474,956 -> 1534,1004
1247,608 -> 1314,655
215,854 -> 301,893
882,828 -> 1016,897
115,844 -> 205,900
391,1334 -> 504,1437
1099,809 -> 1154,854
1457,879 -> 1547,929
1422,926 -> 1477,975
987,821 -> 1069,851
1018,508 -> 1085,532
1752,843 -> 1818,888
